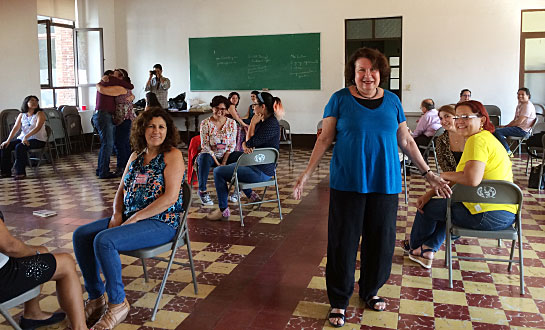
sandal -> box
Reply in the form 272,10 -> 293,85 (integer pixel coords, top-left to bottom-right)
401,240 -> 411,254
408,248 -> 434,269
366,297 -> 386,311
327,308 -> 345,328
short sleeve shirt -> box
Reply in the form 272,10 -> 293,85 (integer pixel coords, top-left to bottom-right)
324,88 -> 406,194
456,130 -> 517,215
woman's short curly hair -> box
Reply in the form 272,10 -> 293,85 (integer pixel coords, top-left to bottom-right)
345,47 -> 390,85
130,107 -> 180,154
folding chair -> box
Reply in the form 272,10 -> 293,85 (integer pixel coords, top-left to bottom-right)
507,108 -> 543,156
279,120 -> 293,166
0,286 -> 41,330
228,148 -> 282,226
43,108 -> 68,156
90,117 -> 101,152
0,109 -> 20,142
61,106 -> 85,153
418,127 -> 444,170
525,123 -> 545,175
27,126 -> 56,176
484,105 -> 501,127
120,182 -> 197,321
445,180 -> 524,294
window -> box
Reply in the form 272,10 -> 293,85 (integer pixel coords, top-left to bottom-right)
520,10 -> 545,105
38,16 -> 77,108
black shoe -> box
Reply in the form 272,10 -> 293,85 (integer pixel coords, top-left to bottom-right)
20,312 -> 66,330
0,172 -> 11,178
98,172 -> 118,179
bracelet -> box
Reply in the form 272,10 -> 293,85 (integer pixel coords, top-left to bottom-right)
36,250 -> 40,255
421,169 -> 432,177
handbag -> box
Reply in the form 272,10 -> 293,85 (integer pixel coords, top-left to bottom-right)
528,164 -> 545,189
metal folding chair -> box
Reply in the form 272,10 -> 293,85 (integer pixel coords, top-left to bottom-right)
445,180 -> 524,294
228,148 -> 282,226
119,182 -> 197,321
279,120 -> 293,166
0,286 -> 41,330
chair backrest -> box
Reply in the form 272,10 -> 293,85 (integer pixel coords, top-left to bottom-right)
279,119 -> 291,141
0,109 -> 21,141
449,180 -> 523,213
64,114 -> 83,137
235,148 -> 279,167
173,182 -> 193,247
44,108 -> 66,140
61,105 -> 79,117
425,127 -> 445,149
484,105 -> 501,116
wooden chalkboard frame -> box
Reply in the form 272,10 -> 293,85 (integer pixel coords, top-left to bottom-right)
189,33 -> 320,91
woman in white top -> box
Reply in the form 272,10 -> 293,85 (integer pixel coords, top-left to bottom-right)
0,95 -> 47,179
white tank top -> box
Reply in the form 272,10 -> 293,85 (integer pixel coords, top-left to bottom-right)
0,252 -> 8,269
17,112 -> 47,141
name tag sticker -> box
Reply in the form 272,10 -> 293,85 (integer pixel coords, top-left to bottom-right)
135,173 -> 149,185
474,204 -> 482,212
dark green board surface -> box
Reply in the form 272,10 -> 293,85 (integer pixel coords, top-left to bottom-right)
189,33 -> 320,90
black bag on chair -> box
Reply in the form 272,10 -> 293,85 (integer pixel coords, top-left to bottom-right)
528,164 -> 545,189
168,93 -> 187,110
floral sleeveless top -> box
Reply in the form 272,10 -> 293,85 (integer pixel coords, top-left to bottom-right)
123,152 -> 184,229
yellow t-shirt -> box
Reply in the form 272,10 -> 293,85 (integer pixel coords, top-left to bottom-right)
456,130 -> 517,215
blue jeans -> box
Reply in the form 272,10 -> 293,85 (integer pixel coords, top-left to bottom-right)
494,126 -> 529,151
409,199 -> 516,252
93,111 -> 115,177
115,119 -> 132,171
197,152 -> 242,192
213,163 -> 271,210
72,217 -> 176,304
0,139 -> 46,175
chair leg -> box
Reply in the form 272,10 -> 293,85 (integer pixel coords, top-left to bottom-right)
0,308 -> 22,330
150,250 -> 177,321
288,144 -> 293,167
518,236 -> 525,294
275,179 -> 283,220
447,232 -> 453,288
236,183 -> 244,227
141,258 -> 148,282
185,234 -> 199,294
257,186 -> 268,211
498,239 -> 502,247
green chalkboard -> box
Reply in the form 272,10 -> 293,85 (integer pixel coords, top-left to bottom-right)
189,33 -> 320,90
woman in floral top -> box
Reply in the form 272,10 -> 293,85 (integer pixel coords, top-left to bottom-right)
73,108 -> 185,330
435,105 -> 465,172
197,95 -> 239,205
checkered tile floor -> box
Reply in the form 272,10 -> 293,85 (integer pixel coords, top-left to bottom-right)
1,147 -> 545,329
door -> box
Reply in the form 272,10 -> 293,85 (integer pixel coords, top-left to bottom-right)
74,28 -> 104,111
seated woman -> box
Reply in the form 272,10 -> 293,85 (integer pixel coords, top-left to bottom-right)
0,95 -> 47,179
412,98 -> 441,147
206,92 -> 280,221
145,92 -> 161,110
73,108 -> 185,329
197,95 -> 238,205
242,91 -> 259,125
0,211 -> 87,330
435,105 -> 465,172
403,100 -> 516,269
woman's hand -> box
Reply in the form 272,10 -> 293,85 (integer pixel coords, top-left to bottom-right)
242,142 -> 254,154
22,138 -> 30,146
121,213 -> 140,226
293,172 -> 309,200
108,213 -> 123,228
251,113 -> 263,126
416,193 -> 432,214
425,172 -> 451,198
213,157 -> 221,167
0,141 -> 8,149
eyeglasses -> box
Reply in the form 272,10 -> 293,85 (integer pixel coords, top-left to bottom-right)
453,115 -> 480,121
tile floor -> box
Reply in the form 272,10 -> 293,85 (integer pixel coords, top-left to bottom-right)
0,147 -> 544,330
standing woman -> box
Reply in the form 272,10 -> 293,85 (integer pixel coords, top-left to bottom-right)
293,48 -> 450,327
435,104 -> 465,172
226,91 -> 249,151
73,108 -> 185,329
0,95 -> 47,179
113,68 -> 136,174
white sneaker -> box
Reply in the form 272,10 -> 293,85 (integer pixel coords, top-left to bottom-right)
199,191 -> 214,206
228,192 -> 240,203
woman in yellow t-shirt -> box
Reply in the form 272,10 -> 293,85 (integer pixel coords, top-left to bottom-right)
403,100 -> 516,269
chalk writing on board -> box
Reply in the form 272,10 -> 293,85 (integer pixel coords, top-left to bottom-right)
216,56 -> 238,66
248,54 -> 270,78
289,58 -> 318,79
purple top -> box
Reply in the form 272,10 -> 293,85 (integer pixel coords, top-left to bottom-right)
96,76 -> 134,113
412,108 -> 441,138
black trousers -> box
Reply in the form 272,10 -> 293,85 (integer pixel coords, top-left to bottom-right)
326,188 -> 398,309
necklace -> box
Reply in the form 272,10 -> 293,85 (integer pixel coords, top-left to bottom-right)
355,86 -> 378,99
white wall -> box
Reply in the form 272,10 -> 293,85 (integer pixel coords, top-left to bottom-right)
0,0 -> 41,110
108,0 -> 545,133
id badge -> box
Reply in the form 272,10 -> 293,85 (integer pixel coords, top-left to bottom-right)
135,173 -> 149,185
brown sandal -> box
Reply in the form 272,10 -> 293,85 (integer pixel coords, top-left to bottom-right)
84,295 -> 107,327
91,298 -> 130,330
